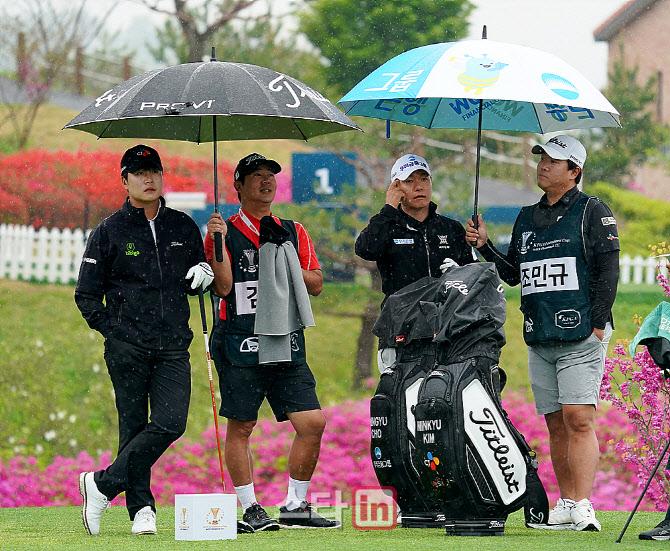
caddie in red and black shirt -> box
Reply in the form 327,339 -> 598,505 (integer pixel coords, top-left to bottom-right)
204,153 -> 338,532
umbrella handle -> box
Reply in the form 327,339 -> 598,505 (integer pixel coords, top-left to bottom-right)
471,97 -> 484,232
215,233 -> 224,263
212,114 -> 224,263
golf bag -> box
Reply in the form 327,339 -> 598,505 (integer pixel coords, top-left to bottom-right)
413,356 -> 548,526
370,344 -> 443,524
371,263 -> 549,531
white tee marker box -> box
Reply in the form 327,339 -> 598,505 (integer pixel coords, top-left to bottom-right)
175,493 -> 237,540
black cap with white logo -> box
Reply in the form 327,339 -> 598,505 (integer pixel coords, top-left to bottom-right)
234,153 -> 281,182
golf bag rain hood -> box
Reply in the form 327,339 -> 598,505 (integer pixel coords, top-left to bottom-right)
374,262 -> 506,362
370,263 -> 547,527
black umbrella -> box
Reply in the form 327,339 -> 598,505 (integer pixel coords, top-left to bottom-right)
64,49 -> 361,259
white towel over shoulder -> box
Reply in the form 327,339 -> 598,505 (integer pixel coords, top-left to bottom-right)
254,241 -> 315,364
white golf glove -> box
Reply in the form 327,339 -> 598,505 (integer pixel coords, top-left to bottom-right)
186,262 -> 214,290
440,258 -> 458,273
377,348 -> 397,374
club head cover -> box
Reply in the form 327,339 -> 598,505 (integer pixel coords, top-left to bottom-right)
259,216 -> 290,246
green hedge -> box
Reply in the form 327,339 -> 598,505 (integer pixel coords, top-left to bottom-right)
588,182 -> 670,257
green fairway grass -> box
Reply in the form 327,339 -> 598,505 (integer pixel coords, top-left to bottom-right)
0,506 -> 662,551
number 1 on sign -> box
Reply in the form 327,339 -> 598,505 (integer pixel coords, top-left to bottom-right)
314,168 -> 334,195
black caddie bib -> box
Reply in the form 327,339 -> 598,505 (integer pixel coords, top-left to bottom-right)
515,194 -> 592,345
221,218 -> 306,367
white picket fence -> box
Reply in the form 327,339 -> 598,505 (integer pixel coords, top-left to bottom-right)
0,224 -> 89,284
0,223 -> 668,285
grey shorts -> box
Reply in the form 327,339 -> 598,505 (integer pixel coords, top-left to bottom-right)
527,324 -> 612,415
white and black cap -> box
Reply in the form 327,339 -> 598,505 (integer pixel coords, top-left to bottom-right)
390,154 -> 431,182
531,135 -> 587,169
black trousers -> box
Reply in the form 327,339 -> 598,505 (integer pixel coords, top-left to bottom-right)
94,337 -> 191,519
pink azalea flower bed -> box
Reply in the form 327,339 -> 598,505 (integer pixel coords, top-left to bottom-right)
0,393 -> 656,511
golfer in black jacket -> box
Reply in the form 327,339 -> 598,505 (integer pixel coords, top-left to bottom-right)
74,145 -> 213,536
356,153 -> 476,368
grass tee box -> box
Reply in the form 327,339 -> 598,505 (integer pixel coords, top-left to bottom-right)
174,493 -> 236,541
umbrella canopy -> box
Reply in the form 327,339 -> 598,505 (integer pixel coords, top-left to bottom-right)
629,301 -> 670,374
338,35 -> 620,222
339,39 -> 620,133
64,55 -> 360,262
64,60 -> 360,141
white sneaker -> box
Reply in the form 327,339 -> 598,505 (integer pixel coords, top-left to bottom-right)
571,499 -> 601,532
132,506 -> 157,535
547,498 -> 575,529
78,472 -> 110,535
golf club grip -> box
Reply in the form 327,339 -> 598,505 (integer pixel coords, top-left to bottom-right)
197,287 -> 208,330
214,232 -> 223,263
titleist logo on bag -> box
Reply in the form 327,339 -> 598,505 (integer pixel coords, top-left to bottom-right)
462,379 -> 526,504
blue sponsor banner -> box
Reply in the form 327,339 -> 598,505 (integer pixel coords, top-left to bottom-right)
191,203 -> 239,237
292,152 -> 356,204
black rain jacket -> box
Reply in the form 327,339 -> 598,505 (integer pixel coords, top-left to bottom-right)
75,197 -> 206,350
355,202 -> 477,300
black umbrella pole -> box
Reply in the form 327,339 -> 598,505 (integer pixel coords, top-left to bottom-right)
472,98 -> 484,231
212,117 -> 224,262
616,438 -> 670,543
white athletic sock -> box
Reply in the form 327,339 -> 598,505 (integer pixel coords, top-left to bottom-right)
285,477 -> 311,510
235,482 -> 257,512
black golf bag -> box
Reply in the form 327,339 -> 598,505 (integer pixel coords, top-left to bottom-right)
370,343 -> 443,526
371,263 -> 548,533
413,356 -> 548,531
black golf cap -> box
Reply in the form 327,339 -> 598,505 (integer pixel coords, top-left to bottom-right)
234,153 -> 281,182
121,144 -> 163,175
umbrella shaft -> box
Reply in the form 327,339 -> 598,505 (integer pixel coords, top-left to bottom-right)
472,98 -> 484,228
213,117 -> 219,213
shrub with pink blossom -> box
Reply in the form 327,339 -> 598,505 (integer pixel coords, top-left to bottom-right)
597,250 -> 670,512
0,395 -> 651,510
600,343 -> 670,511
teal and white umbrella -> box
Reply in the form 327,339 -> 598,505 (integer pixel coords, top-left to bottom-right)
339,38 -> 620,133
339,31 -> 620,220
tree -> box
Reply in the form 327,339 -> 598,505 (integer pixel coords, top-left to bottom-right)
0,0 -> 116,151
301,0 -> 473,97
143,0 -> 325,88
297,0 -> 474,386
139,0 -> 289,63
584,51 -> 669,187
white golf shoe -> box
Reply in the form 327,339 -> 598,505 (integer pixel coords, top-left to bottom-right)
132,506 -> 157,535
78,472 -> 109,535
571,499 -> 601,532
547,498 -> 576,529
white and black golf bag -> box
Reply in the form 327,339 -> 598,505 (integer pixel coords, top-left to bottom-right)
413,356 -> 548,527
370,344 -> 442,523
370,263 -> 549,531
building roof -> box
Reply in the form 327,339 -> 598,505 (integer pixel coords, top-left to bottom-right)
594,0 -> 661,41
